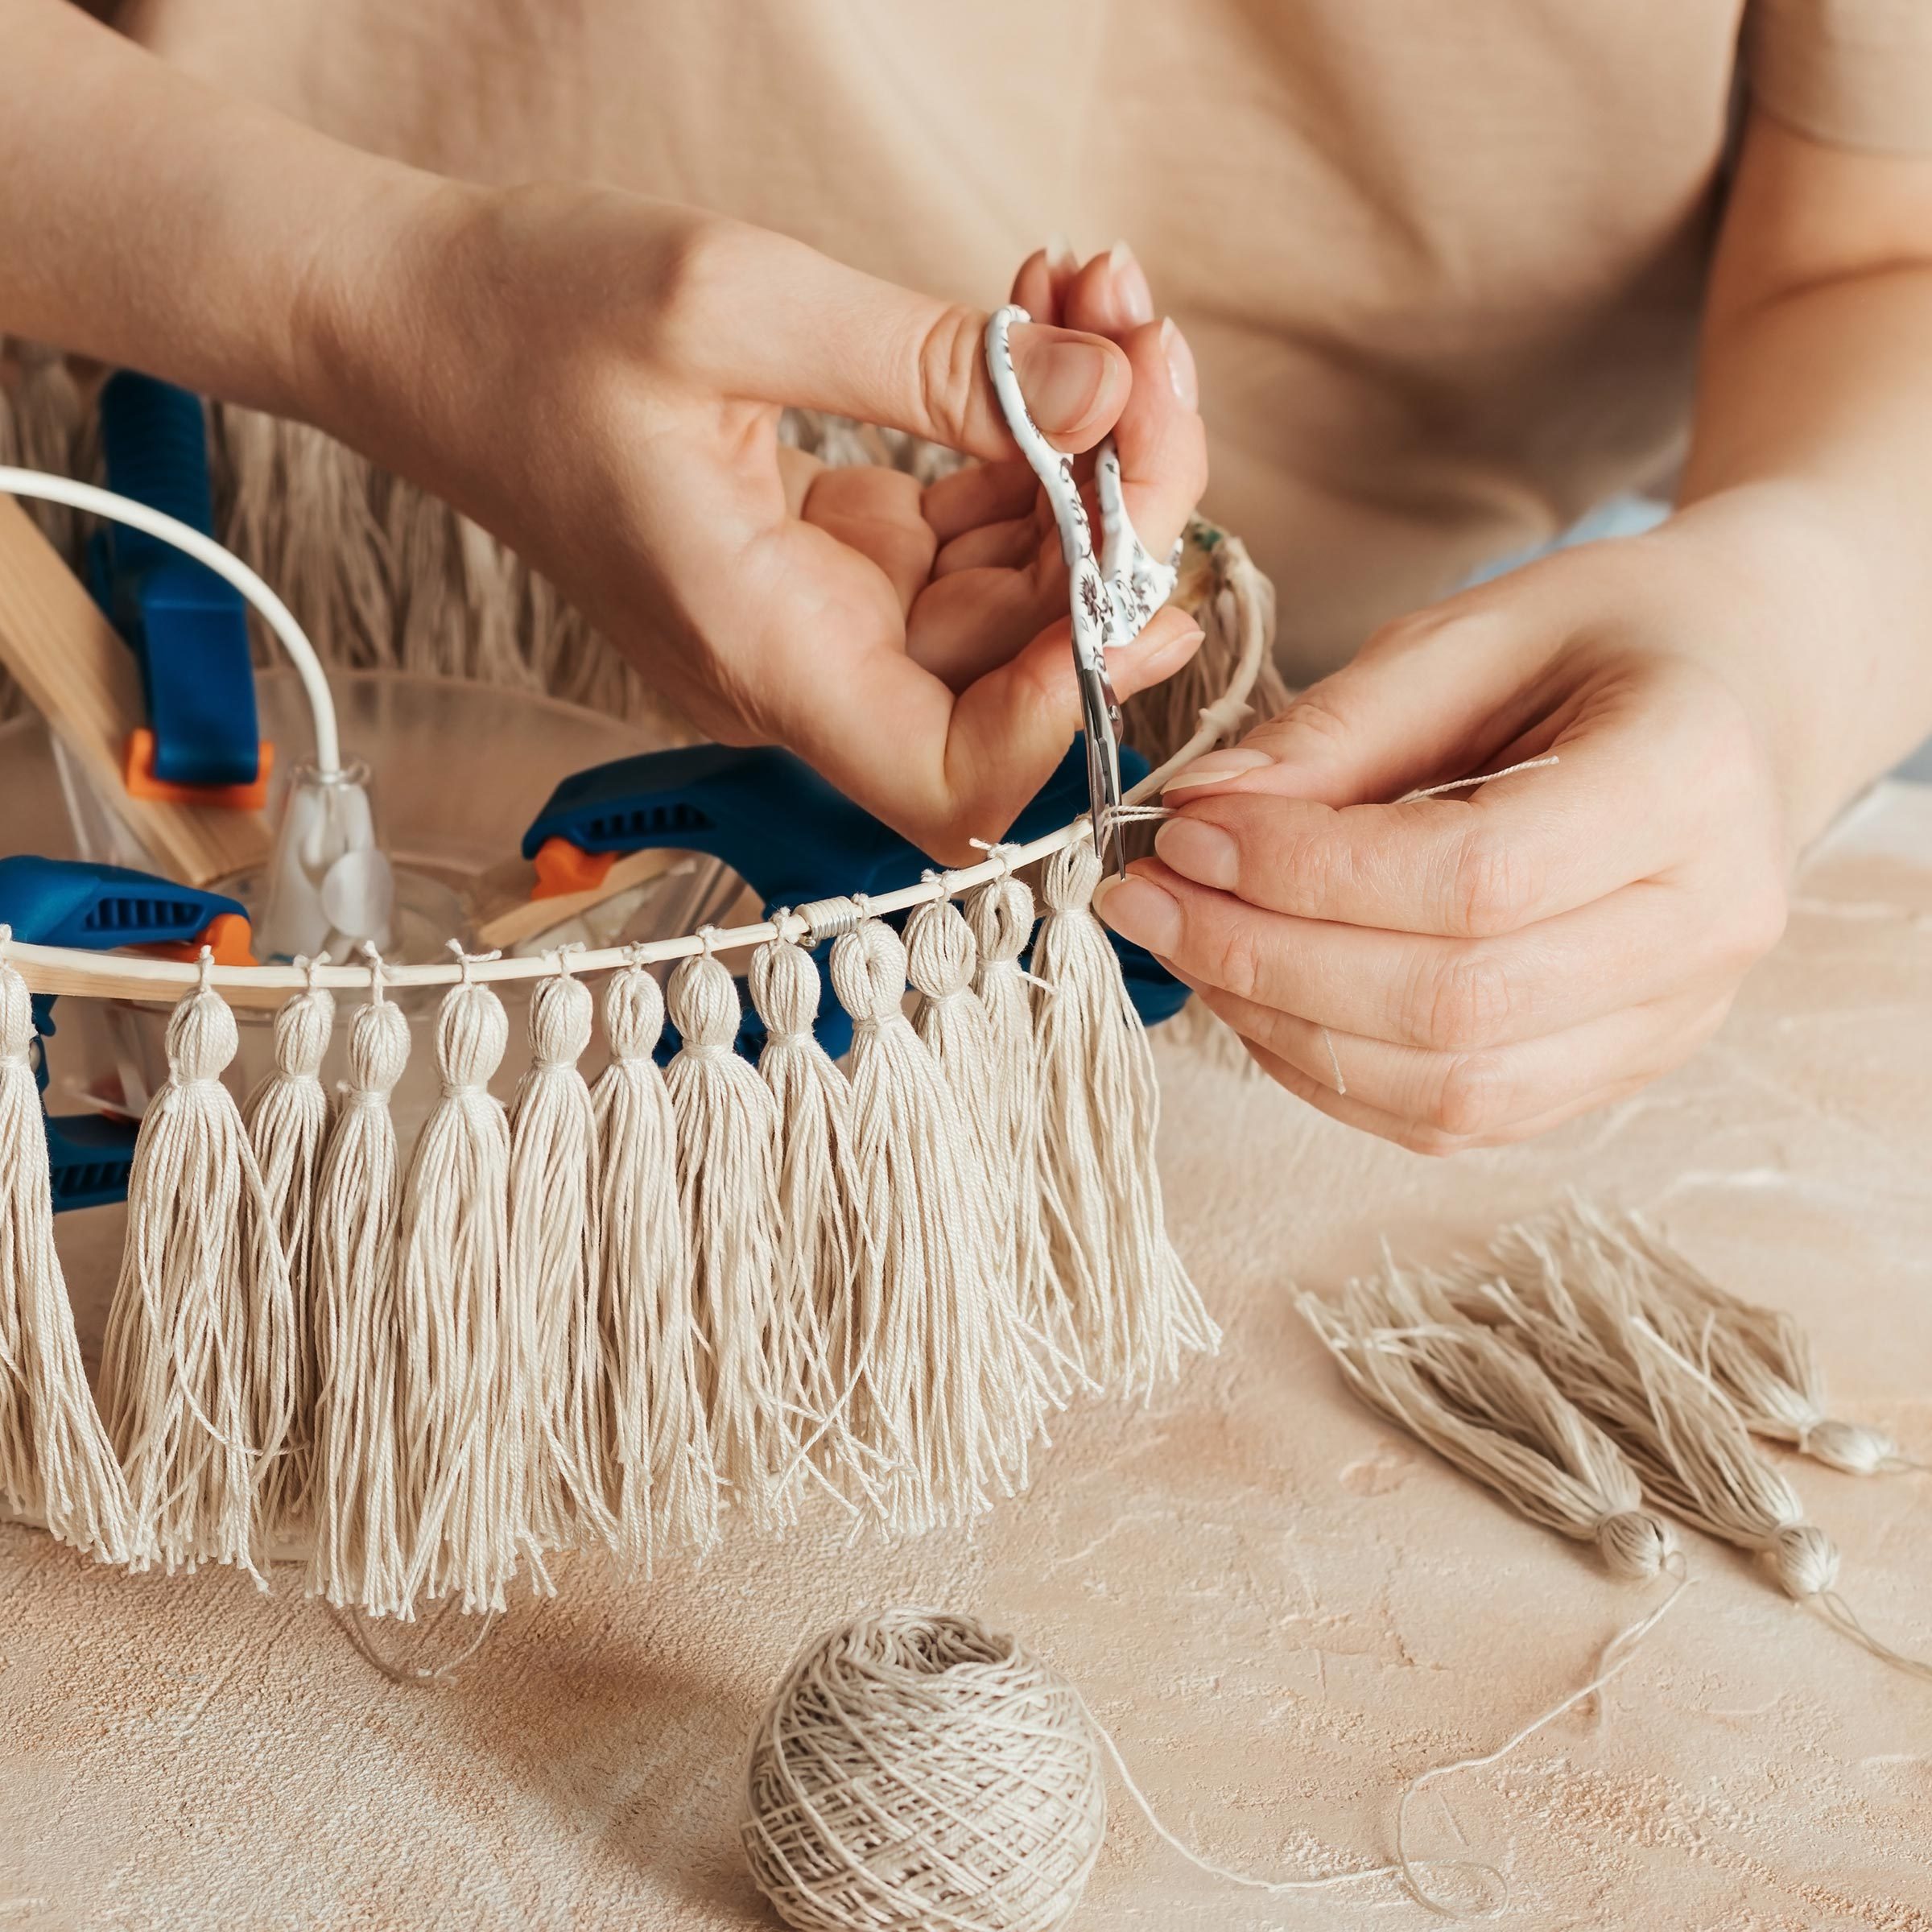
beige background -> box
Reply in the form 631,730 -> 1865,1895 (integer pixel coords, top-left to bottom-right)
2,784 -> 1930,1930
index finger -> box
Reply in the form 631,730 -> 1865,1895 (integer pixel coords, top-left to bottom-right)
1153,736 -> 1679,938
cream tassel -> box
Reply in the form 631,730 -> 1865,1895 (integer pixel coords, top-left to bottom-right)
507,963 -> 615,1556
748,930 -> 872,1513
1298,1261 -> 1677,1579
1525,1200 -> 1909,1476
1465,1231 -> 1932,1679
592,961 -> 716,1568
397,954 -> 533,1614
663,946 -> 790,1528
830,914 -> 1042,1533
242,962 -> 335,1540
965,871 -> 1088,1398
0,943 -> 134,1563
308,976 -> 411,1615
1031,844 -> 1217,1397
101,956 -> 294,1583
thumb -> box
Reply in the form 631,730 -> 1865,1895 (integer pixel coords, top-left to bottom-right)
1161,598 -> 1567,807
701,225 -> 1131,458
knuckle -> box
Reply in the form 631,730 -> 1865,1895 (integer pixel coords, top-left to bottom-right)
917,304 -> 988,448
1417,946 -> 1518,1051
1208,915 -> 1266,1005
1429,1052 -> 1513,1138
1449,826 -> 1541,938
652,214 -> 749,341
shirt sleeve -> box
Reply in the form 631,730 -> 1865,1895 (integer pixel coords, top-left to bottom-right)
1746,0 -> 1932,152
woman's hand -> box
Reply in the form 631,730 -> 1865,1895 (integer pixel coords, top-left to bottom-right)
1091,526 -> 1798,1152
310,192 -> 1206,859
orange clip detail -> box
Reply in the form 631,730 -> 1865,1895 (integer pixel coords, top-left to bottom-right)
147,912 -> 257,968
530,837 -> 615,901
123,729 -> 275,811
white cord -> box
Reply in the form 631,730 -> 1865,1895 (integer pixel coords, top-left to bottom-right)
0,464 -> 341,777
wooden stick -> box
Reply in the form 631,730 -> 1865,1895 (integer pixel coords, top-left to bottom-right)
0,497 -> 270,886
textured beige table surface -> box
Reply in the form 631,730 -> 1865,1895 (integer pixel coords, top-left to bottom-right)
3,786 -> 1930,1932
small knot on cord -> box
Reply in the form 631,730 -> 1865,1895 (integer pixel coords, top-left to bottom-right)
296,951 -> 331,993
1196,693 -> 1254,739
968,837 -> 1022,880
445,940 -> 501,985
768,906 -> 811,947
196,944 -> 216,993
361,940 -> 388,1001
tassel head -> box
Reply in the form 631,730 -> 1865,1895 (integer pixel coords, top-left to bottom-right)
272,986 -> 335,1082
748,937 -> 820,1042
167,988 -> 239,1085
0,961 -> 32,1060
668,952 -> 743,1049
904,898 -> 977,1004
436,979 -> 509,1090
348,997 -> 410,1097
529,971 -> 593,1068
829,921 -> 911,1027
1597,1509 -> 1678,1580
605,964 -> 666,1061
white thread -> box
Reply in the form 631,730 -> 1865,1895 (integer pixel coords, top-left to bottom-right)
1399,755 -> 1560,803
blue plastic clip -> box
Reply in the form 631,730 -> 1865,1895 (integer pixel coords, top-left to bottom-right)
0,857 -> 248,1212
87,373 -> 263,793
520,737 -> 1185,1059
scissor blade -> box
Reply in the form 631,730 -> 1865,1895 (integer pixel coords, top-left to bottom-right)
1080,663 -> 1125,877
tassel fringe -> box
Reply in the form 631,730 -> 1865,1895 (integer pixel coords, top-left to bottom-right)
2,876 -> 1210,1609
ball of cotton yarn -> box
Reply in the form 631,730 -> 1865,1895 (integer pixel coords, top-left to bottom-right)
741,1608 -> 1108,1932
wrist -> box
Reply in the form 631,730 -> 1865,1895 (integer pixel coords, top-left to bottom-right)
1641,489 -> 1885,855
287,165 -> 487,481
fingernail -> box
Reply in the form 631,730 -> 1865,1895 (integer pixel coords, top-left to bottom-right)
1160,316 -> 1198,410
1162,747 -> 1273,794
1090,873 -> 1181,953
1155,817 -> 1236,890
1141,624 -> 1205,669
1044,232 -> 1077,275
1010,325 -> 1123,438
1108,241 -> 1155,328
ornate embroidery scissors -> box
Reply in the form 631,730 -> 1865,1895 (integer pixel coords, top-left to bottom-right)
984,305 -> 1179,877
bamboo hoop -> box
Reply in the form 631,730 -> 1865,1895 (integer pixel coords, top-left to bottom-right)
6,539 -> 1270,1009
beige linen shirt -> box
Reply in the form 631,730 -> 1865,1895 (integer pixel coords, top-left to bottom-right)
122,0 -> 1932,680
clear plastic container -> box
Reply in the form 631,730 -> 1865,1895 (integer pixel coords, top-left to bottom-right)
0,669 -> 739,1137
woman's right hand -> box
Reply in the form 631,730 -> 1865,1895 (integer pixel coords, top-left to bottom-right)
307,188 -> 1208,859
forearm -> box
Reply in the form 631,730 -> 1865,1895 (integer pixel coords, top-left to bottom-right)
0,0 -> 424,422
1674,114 -> 1932,846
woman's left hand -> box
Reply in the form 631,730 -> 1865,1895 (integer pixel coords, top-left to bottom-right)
1092,526 -> 1800,1153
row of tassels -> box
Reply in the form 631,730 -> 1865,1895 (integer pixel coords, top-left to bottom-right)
0,844 -> 1218,1619
1302,1200 -> 1930,1682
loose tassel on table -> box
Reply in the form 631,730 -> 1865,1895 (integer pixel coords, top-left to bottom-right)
749,931 -> 870,1514
1298,1261 -> 1678,1579
592,962 -> 716,1570
100,958 -> 294,1583
508,965 -> 615,1557
1463,1232 -> 1932,1680
1031,844 -> 1217,1398
965,872 -> 1088,1399
397,959 -> 532,1615
308,982 -> 411,1616
830,915 -> 1042,1533
0,945 -> 134,1563
1505,1200 -> 1910,1476
242,965 -> 335,1539
664,947 -> 791,1529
